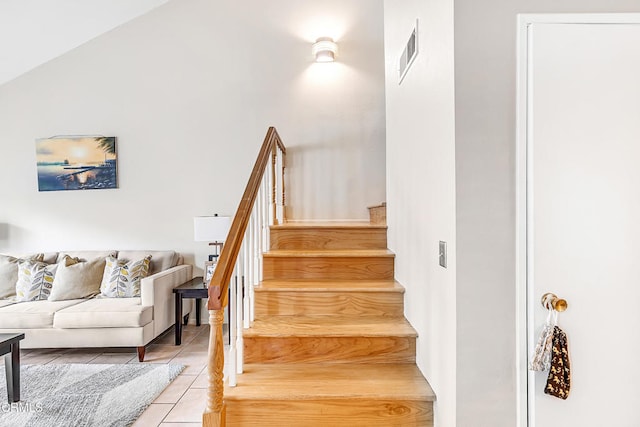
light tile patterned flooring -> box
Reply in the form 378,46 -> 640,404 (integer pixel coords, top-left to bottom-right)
2,324 -> 217,427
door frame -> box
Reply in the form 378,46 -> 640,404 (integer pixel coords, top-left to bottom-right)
515,13 -> 640,427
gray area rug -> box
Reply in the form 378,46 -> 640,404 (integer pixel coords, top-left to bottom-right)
0,363 -> 184,427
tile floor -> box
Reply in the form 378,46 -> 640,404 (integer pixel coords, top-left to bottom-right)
2,324 -> 219,427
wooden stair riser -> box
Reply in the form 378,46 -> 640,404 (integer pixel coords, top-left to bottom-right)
225,399 -> 433,427
263,256 -> 394,280
244,336 -> 416,364
254,290 -> 404,318
270,227 -> 387,250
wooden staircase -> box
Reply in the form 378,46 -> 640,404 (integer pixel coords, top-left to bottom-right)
223,222 -> 435,426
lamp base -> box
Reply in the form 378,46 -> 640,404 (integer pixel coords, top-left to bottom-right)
204,259 -> 218,284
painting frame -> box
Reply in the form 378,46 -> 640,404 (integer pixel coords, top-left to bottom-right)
35,136 -> 118,192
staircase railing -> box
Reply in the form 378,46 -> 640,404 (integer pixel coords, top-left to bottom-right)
203,127 -> 286,427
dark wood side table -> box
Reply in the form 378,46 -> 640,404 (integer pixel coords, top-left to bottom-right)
173,277 -> 209,345
0,333 -> 25,403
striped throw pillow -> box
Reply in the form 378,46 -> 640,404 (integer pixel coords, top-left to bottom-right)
100,255 -> 151,298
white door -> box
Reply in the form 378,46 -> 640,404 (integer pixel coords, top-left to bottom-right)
519,16 -> 640,427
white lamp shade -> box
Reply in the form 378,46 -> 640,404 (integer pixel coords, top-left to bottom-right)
194,216 -> 231,242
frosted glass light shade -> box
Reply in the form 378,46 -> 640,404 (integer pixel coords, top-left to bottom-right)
194,216 -> 231,242
312,37 -> 338,62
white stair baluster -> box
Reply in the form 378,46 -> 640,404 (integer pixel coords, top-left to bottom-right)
257,180 -> 263,284
243,230 -> 250,330
236,242 -> 244,374
278,150 -> 284,224
250,207 -> 258,323
228,262 -> 238,387
263,173 -> 270,252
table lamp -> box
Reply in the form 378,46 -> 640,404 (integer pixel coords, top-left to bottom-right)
194,214 -> 231,283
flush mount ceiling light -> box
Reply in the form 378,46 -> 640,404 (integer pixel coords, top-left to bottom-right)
312,37 -> 338,62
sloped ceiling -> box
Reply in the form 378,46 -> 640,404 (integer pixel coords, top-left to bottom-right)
0,0 -> 168,86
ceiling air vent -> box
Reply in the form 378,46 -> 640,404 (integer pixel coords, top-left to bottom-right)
398,20 -> 418,84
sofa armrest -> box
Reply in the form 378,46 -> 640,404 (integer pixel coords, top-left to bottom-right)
140,264 -> 193,338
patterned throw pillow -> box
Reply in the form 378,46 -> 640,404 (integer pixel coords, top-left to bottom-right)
100,255 -> 151,298
15,260 -> 59,301
0,254 -> 45,299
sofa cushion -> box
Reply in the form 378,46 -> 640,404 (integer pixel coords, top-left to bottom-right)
0,254 -> 44,299
55,251 -> 116,264
100,255 -> 151,298
118,250 -> 177,275
15,260 -> 59,301
53,298 -> 152,328
0,299 -> 85,328
49,257 -> 106,301
41,252 -> 59,264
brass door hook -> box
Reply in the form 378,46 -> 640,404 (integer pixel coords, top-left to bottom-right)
541,292 -> 568,312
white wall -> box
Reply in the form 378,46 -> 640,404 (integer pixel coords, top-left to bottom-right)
0,0 -> 169,85
383,1 -> 456,426
0,0 -> 386,277
454,1 -> 640,426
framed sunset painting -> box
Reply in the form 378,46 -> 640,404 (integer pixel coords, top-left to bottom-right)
35,136 -> 117,191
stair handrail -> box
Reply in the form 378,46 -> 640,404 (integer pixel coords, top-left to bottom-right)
208,127 -> 285,310
203,126 -> 286,427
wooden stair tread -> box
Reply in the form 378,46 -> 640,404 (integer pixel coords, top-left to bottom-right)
225,363 -> 435,401
256,279 -> 404,292
245,316 -> 417,337
272,222 -> 387,229
264,249 -> 395,257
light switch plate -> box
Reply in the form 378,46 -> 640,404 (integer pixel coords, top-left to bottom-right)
439,241 -> 447,268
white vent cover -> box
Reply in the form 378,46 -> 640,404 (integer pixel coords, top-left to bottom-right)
398,20 -> 418,84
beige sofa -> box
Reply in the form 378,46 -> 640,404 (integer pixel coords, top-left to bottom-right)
0,250 -> 193,361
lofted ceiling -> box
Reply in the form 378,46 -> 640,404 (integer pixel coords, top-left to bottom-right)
0,0 -> 168,86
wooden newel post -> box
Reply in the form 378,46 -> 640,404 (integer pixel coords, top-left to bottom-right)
203,289 -> 226,426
